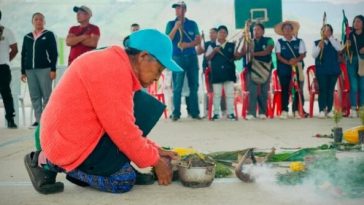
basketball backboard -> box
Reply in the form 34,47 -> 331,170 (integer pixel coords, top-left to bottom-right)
235,0 -> 282,29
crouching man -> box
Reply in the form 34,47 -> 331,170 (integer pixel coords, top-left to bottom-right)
24,29 -> 182,194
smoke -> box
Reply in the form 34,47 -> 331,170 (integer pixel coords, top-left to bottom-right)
241,154 -> 364,205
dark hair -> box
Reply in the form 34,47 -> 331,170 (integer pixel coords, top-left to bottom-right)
210,28 -> 218,32
322,24 -> 333,33
254,23 -> 265,31
217,25 -> 228,34
123,36 -> 141,55
353,15 -> 364,30
131,23 -> 139,27
32,12 -> 44,21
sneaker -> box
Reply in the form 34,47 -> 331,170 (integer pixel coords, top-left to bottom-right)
294,111 -> 302,119
258,114 -> 267,119
349,109 -> 357,118
326,111 -> 334,118
29,122 -> 39,129
227,114 -> 237,120
7,119 -> 17,129
24,152 -> 64,194
212,114 -> 219,120
280,111 -> 288,119
246,114 -> 256,120
318,111 -> 326,119
135,172 -> 155,185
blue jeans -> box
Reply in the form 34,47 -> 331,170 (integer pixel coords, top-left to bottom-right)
347,56 -> 364,108
172,54 -> 200,117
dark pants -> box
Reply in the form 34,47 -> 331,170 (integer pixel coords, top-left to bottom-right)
0,64 -> 15,120
316,74 -> 338,112
279,73 -> 304,112
172,54 -> 200,118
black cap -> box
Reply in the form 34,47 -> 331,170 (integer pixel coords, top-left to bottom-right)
172,1 -> 187,9
217,25 -> 228,34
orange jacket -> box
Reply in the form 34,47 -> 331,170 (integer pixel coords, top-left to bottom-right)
41,46 -> 160,172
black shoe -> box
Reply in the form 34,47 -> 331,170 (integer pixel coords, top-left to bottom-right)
212,114 -> 219,120
29,122 -> 39,129
171,115 -> 180,121
135,172 -> 155,185
24,152 -> 64,194
227,114 -> 237,120
191,115 -> 202,120
7,119 -> 17,129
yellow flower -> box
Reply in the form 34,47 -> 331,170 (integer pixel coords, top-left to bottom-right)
290,161 -> 305,172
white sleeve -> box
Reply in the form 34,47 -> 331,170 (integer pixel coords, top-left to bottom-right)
205,45 -> 213,57
329,36 -> 342,51
5,28 -> 17,45
312,42 -> 321,59
299,39 -> 306,54
275,40 -> 281,53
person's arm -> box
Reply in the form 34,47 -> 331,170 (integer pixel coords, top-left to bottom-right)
85,63 -> 160,169
196,41 -> 205,55
9,43 -> 17,62
66,33 -> 88,46
276,52 -> 291,65
81,26 -> 100,48
166,21 -> 180,41
253,38 -> 274,57
312,41 -> 322,59
7,29 -> 18,61
81,34 -> 99,48
328,36 -> 342,51
47,32 -> 58,72
205,46 -> 221,61
21,36 -> 27,78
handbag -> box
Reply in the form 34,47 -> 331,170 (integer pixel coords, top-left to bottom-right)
353,35 -> 364,76
250,59 -> 271,84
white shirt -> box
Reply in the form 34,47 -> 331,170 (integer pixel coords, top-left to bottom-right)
275,36 -> 306,55
312,36 -> 342,59
0,25 -> 16,65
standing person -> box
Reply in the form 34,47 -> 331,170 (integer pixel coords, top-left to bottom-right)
0,10 -> 18,128
346,15 -> 364,117
240,23 -> 274,120
312,24 -> 341,118
21,13 -> 58,128
274,21 -> 306,119
66,5 -> 100,65
24,29 -> 182,194
130,23 -> 140,33
205,25 -> 239,120
166,1 -> 202,121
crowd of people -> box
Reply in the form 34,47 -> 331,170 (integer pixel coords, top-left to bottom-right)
1,2 -> 364,129
0,0 -> 363,196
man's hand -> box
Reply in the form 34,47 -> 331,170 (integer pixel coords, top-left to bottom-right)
153,157 -> 173,185
159,149 -> 179,160
213,46 -> 221,53
318,41 -> 324,49
289,58 -> 299,66
346,40 -> 351,47
195,35 -> 202,45
50,71 -> 56,80
174,21 -> 182,31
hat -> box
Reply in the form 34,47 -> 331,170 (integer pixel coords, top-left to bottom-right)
274,20 -> 300,36
126,29 -> 183,72
73,5 -> 92,16
172,1 -> 187,9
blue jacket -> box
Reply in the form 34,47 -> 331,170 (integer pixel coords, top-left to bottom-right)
165,18 -> 199,56
277,38 -> 301,77
314,40 -> 340,76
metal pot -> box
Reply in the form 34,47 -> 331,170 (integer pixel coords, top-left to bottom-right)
177,164 -> 215,188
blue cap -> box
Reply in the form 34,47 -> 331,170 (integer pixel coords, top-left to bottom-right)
126,29 -> 183,72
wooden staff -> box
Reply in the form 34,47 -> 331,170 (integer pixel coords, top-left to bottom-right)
319,12 -> 327,62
